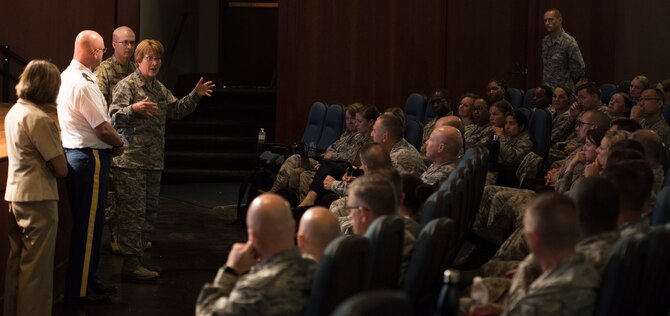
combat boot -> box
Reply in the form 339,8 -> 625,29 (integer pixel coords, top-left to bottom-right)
122,255 -> 159,281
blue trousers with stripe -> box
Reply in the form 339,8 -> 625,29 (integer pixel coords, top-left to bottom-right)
63,148 -> 111,298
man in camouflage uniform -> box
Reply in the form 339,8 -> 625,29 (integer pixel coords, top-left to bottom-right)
542,9 -> 585,90
109,39 -> 214,280
464,97 -> 493,148
95,26 -> 137,254
603,160 -> 654,238
196,194 -> 316,316
470,193 -> 599,316
634,88 -> 670,145
371,114 -> 426,177
548,109 -> 609,169
421,126 -> 462,186
420,88 -> 452,154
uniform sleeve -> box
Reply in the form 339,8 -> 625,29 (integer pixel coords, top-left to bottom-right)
330,180 -> 348,197
166,87 -> 200,120
76,84 -> 110,128
567,40 -> 585,83
30,116 -> 64,162
499,136 -> 532,165
196,267 -> 262,316
109,80 -> 136,120
95,66 -> 112,105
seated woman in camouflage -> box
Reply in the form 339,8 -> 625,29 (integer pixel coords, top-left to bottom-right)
267,103 -> 369,197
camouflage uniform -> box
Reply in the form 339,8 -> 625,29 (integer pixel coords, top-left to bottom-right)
290,133 -> 370,200
619,213 -> 651,237
109,69 -> 201,256
95,55 -> 137,107
542,29 -> 585,90
196,248 -> 316,316
550,109 -> 572,143
575,230 -> 620,275
420,118 -> 436,154
390,138 -> 427,177
553,162 -> 585,194
499,132 -> 533,164
421,158 -> 460,186
639,115 -> 670,145
400,217 -> 419,283
464,124 -> 493,149
95,55 -> 137,237
504,253 -> 598,316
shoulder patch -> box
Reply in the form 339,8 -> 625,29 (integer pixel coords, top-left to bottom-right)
82,73 -> 94,83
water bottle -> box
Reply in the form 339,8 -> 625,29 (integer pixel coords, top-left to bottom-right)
488,134 -> 500,171
307,140 -> 317,157
437,269 -> 459,316
470,276 -> 489,307
258,128 -> 266,144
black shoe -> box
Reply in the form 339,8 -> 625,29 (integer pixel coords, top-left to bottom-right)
65,293 -> 111,305
92,282 -> 118,296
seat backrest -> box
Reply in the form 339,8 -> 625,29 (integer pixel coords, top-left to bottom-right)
616,79 -> 631,93
505,87 -> 524,109
317,104 -> 345,152
424,103 -> 436,125
529,108 -> 552,161
332,290 -> 414,316
402,218 -> 455,316
594,226 -> 670,316
305,235 -> 370,316
404,93 -> 428,124
516,107 -> 531,124
652,186 -> 670,226
522,87 -> 535,109
365,215 -> 405,290
419,190 -> 451,227
600,83 -> 617,105
404,119 -> 424,151
300,101 -> 328,145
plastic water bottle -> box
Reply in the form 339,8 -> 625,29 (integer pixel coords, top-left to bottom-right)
437,269 -> 459,316
307,140 -> 316,157
471,276 -> 489,306
258,128 -> 266,144
488,134 -> 500,171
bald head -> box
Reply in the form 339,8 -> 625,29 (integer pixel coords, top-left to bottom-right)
111,26 -> 136,63
247,194 -> 295,256
426,126 -> 462,163
436,115 -> 465,135
298,207 -> 341,260
73,30 -> 105,70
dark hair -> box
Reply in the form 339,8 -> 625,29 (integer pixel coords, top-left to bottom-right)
526,192 -> 580,250
400,174 -> 434,216
539,85 -> 554,101
509,109 -> 528,132
554,85 -> 574,99
610,119 -> 642,134
602,160 -> 654,213
570,176 -> 619,236
385,106 -> 406,127
378,114 -> 404,141
585,129 -> 606,147
576,81 -> 601,98
360,104 -> 381,122
488,79 -> 508,92
359,142 -> 393,171
491,99 -> 514,115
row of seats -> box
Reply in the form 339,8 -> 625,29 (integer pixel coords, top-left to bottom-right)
507,80 -> 630,110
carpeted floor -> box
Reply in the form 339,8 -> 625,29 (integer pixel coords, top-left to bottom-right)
54,184 -> 248,316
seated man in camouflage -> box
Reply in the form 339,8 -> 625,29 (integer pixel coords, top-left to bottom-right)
196,194 -> 316,315
297,206 -> 341,261
602,159 -> 654,237
470,193 -> 599,316
422,126 -> 463,187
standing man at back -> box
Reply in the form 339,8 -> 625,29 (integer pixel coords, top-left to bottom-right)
95,26 -> 137,255
96,26 -> 137,107
542,8 -> 585,90
58,30 -> 125,303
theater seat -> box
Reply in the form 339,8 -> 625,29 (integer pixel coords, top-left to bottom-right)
600,83 -> 617,105
317,104 -> 345,152
505,87 -> 524,109
404,93 -> 427,124
332,290 -> 414,316
651,186 -> 670,226
365,215 -> 405,290
404,119 -> 424,151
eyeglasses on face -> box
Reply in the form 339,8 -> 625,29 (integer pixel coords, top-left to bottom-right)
343,205 -> 362,215
93,47 -> 107,54
114,40 -> 136,47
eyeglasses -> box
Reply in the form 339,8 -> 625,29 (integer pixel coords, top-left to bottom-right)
143,56 -> 162,63
344,205 -> 362,215
639,97 -> 661,102
576,120 -> 595,127
114,40 -> 136,47
93,47 -> 107,54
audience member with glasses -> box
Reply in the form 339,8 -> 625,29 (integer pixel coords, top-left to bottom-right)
96,26 -> 138,107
